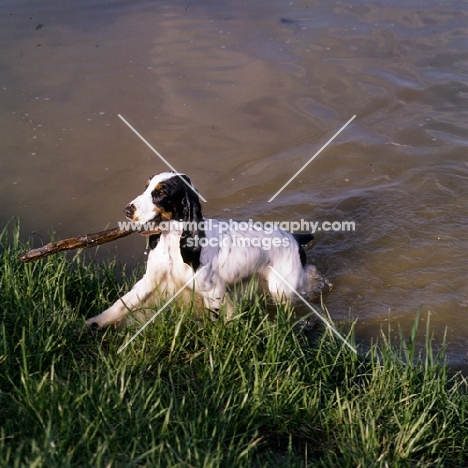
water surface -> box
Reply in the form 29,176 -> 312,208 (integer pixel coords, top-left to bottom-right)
1,0 -> 467,366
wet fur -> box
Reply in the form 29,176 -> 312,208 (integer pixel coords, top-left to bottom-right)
86,172 -> 318,328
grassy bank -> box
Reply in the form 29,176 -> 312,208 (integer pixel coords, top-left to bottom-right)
1,225 -> 467,467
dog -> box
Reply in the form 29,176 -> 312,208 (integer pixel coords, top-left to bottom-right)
86,172 -> 323,328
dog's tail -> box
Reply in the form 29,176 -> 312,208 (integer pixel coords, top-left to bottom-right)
293,233 -> 314,246
293,233 -> 314,267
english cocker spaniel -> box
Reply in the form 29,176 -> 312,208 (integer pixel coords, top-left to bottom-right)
86,172 -> 323,328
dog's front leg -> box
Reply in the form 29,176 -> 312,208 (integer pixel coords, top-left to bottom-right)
199,280 -> 235,319
86,275 -> 154,329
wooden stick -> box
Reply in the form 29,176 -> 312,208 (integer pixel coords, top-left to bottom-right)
19,226 -> 159,263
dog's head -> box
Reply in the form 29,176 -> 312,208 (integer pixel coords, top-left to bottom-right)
125,172 -> 205,269
124,172 -> 201,224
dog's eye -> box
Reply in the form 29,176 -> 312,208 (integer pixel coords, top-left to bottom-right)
152,188 -> 164,199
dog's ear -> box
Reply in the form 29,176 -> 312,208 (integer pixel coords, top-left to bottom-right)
179,177 -> 205,271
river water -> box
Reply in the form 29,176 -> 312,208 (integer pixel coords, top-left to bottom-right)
1,0 -> 467,367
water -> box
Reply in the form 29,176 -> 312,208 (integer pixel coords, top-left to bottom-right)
1,0 -> 467,367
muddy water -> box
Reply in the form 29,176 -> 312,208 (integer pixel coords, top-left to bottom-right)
1,1 -> 467,366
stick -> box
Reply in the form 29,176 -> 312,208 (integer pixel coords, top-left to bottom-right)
19,227 -> 159,263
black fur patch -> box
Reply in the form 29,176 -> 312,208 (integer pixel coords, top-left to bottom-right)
178,175 -> 205,270
148,233 -> 161,250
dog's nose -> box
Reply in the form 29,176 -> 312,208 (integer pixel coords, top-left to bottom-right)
124,203 -> 136,219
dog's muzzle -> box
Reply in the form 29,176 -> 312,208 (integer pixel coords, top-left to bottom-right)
124,203 -> 136,219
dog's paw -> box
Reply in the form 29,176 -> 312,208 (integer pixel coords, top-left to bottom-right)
209,309 -> 220,321
85,318 -> 101,330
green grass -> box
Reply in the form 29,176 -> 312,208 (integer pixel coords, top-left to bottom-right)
1,223 -> 468,467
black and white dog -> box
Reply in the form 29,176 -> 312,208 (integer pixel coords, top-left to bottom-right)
86,172 -> 322,328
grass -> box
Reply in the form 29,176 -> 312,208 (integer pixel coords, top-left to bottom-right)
1,223 -> 468,467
